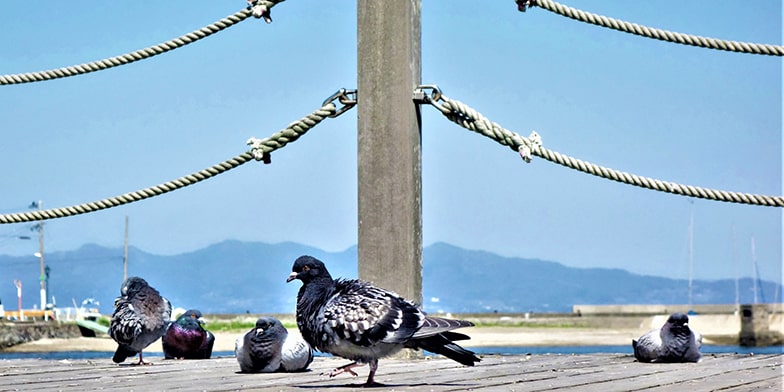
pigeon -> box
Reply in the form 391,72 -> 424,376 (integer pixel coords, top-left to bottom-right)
633,312 -> 702,363
287,255 -> 480,386
235,316 -> 314,373
109,276 -> 172,365
162,309 -> 215,360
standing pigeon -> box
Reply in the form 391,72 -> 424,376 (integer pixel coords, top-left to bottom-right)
633,312 -> 702,363
162,309 -> 215,359
109,277 -> 172,365
235,316 -> 313,373
287,255 -> 480,386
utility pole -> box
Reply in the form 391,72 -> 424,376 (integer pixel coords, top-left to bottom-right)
357,1 -> 423,304
14,279 -> 23,321
123,215 -> 129,281
35,200 -> 46,311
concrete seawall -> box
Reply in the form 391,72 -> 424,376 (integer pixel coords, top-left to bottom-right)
0,322 -> 81,349
576,303 -> 784,346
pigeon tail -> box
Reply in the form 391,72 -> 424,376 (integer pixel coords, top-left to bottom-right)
413,334 -> 480,366
631,339 -> 648,362
112,344 -> 137,364
414,317 -> 474,338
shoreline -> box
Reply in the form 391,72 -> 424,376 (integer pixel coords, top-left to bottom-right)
3,327 -> 647,353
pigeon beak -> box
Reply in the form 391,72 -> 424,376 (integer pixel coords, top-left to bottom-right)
255,328 -> 264,337
286,272 -> 298,283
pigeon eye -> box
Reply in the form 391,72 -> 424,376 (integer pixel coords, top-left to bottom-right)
302,266 -> 311,272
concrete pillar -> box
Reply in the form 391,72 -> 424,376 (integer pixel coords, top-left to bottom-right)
740,304 -> 772,346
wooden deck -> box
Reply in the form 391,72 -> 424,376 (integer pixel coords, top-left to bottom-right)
0,353 -> 780,391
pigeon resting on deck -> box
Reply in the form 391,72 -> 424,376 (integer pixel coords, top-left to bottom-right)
286,255 -> 480,386
235,316 -> 314,373
633,312 -> 702,363
109,277 -> 172,365
162,309 -> 215,359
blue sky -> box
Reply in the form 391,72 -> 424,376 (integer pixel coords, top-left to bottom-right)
0,1 -> 781,290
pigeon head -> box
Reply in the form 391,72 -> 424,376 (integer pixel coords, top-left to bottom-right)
254,317 -> 287,338
666,312 -> 690,327
120,276 -> 150,297
287,255 -> 332,284
664,312 -> 693,335
177,309 -> 205,327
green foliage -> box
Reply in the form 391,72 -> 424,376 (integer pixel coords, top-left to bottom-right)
96,316 -> 111,327
204,319 -> 298,332
468,319 -> 587,328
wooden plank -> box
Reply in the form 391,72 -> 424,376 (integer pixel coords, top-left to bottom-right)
0,354 -> 780,391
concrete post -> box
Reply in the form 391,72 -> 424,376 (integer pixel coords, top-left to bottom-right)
739,304 -> 777,346
357,0 -> 423,304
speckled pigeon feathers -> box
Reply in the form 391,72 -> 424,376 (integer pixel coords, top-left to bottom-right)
235,317 -> 313,373
109,276 -> 172,364
287,255 -> 479,385
162,309 -> 215,359
633,312 -> 702,363
319,278 -> 425,347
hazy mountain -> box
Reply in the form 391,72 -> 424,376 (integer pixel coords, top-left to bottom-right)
0,241 -> 778,314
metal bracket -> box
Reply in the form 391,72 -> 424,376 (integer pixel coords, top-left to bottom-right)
322,88 -> 358,118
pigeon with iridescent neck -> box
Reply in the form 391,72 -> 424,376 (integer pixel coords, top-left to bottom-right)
162,309 -> 215,359
287,255 -> 480,386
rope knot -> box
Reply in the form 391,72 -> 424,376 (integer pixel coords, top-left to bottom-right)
247,0 -> 274,23
518,131 -> 542,163
246,137 -> 272,164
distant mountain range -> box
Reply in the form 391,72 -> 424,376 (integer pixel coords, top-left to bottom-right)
0,241 -> 779,314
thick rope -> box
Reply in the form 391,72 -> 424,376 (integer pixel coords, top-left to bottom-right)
0,101 -> 338,224
519,0 -> 784,56
426,93 -> 784,207
0,1 -> 285,85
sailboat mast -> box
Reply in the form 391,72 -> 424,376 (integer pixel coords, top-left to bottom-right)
688,201 -> 694,310
123,216 -> 129,281
732,224 -> 739,310
751,236 -> 758,304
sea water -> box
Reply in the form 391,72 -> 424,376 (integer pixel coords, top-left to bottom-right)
0,345 -> 781,361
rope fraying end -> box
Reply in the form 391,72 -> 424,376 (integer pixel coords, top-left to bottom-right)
516,0 -> 535,12
247,0 -> 273,23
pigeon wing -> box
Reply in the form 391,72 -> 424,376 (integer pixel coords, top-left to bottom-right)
235,336 -> 253,372
633,329 -> 662,362
280,333 -> 313,372
109,298 -> 143,346
201,330 -> 215,359
319,279 -> 424,347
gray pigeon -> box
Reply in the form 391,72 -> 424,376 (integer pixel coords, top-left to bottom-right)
109,277 -> 172,365
235,316 -> 314,373
633,312 -> 702,363
287,255 -> 480,386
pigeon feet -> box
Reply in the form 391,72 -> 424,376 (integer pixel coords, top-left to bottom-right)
133,352 -> 153,366
323,361 -> 362,378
